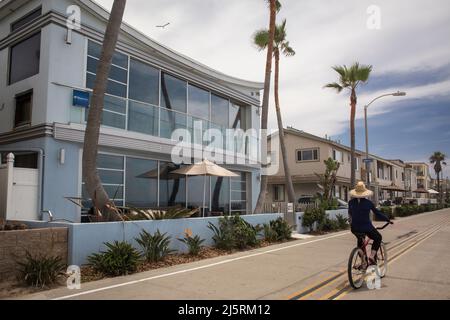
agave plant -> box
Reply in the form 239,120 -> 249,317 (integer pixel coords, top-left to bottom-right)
17,252 -> 66,287
126,207 -> 199,220
135,229 -> 175,262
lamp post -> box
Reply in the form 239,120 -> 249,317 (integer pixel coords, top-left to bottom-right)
364,91 -> 406,190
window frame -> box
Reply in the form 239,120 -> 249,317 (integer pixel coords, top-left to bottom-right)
10,6 -> 42,32
296,148 -> 320,162
273,184 -> 285,202
14,90 -> 33,129
8,31 -> 41,85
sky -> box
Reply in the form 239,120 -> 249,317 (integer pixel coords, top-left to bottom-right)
94,0 -> 450,178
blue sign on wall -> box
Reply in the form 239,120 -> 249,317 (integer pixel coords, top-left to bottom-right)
72,90 -> 90,108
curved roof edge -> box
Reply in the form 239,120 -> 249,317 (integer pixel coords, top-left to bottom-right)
78,0 -> 264,90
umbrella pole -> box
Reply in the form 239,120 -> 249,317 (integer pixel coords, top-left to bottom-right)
203,174 -> 206,217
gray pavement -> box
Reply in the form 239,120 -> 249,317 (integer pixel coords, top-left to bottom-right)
17,209 -> 450,300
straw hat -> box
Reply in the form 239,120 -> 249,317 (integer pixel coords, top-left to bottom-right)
350,181 -> 373,198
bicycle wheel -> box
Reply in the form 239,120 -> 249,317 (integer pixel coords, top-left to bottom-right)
376,242 -> 387,278
348,247 -> 366,289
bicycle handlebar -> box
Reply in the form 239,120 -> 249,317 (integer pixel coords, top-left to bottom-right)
376,221 -> 393,230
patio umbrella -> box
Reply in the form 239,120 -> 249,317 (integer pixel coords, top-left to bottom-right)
427,189 -> 439,194
171,159 -> 239,217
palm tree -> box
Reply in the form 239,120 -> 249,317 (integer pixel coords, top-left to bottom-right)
253,19 -> 295,204
324,62 -> 372,187
82,0 -> 127,216
254,0 -> 281,214
429,151 -> 447,203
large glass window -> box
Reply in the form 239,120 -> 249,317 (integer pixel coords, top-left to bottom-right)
211,177 -> 230,216
211,94 -> 229,127
14,91 -> 32,127
229,102 -> 246,130
161,73 -> 187,113
9,32 -> 41,84
188,116 -> 209,146
85,95 -> 126,129
188,85 -> 210,120
86,41 -> 128,98
129,58 -> 159,105
160,109 -> 187,139
187,176 -> 210,215
159,162 -> 186,207
128,101 -> 158,136
82,154 -> 125,208
125,158 -> 158,207
230,172 -> 247,214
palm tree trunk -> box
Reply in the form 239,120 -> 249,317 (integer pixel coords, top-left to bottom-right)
437,170 -> 441,204
349,89 -> 357,188
254,0 -> 277,214
82,0 -> 126,212
274,51 -> 295,203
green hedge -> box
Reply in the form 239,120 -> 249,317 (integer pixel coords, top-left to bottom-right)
394,203 -> 445,217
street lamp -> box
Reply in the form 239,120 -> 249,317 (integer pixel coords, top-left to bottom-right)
364,91 -> 407,189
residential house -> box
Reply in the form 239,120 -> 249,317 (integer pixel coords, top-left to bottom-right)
0,0 -> 263,222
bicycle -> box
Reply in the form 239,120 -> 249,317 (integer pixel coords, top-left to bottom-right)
347,221 -> 393,289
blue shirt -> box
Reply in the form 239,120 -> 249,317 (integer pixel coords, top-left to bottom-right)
348,198 -> 390,232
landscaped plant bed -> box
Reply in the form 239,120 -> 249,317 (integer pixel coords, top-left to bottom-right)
80,239 -> 295,283
0,279 -> 64,299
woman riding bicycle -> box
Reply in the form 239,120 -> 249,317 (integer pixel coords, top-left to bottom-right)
348,181 -> 392,265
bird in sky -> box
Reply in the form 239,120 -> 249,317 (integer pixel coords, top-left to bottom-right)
156,22 -> 170,28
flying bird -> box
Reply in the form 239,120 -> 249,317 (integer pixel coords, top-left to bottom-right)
156,23 -> 170,29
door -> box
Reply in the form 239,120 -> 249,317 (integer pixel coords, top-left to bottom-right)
10,168 -> 39,220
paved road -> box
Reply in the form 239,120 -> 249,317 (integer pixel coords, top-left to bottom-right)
19,209 -> 450,300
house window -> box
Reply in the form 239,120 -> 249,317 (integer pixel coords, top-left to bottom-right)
274,185 -> 285,202
161,72 -> 187,113
11,7 -> 42,32
333,149 -> 343,162
86,41 -> 128,98
230,172 -> 247,214
14,91 -> 33,127
188,84 -> 210,120
9,32 -> 41,84
297,148 -> 319,162
354,158 -> 359,171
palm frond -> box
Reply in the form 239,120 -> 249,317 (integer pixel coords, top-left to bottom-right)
281,41 -> 295,56
253,29 -> 270,50
324,82 -> 344,93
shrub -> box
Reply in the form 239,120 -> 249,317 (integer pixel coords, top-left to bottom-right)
17,252 -> 66,288
318,217 -> 339,232
378,207 -> 395,220
263,223 -> 278,243
302,208 -> 325,232
178,229 -> 205,256
88,241 -> 141,276
135,230 -> 174,262
270,218 -> 293,241
208,216 -> 261,250
335,214 -> 349,229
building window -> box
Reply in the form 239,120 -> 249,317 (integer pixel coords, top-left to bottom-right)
354,158 -> 359,171
128,100 -> 159,136
159,162 -> 186,207
332,150 -> 343,162
86,41 -> 128,98
161,73 -> 187,113
14,91 -> 33,127
85,95 -> 127,129
274,185 -> 285,202
11,7 -> 42,32
9,32 -> 41,84
230,172 -> 247,214
125,157 -> 158,208
188,84 -> 210,120
211,94 -> 229,128
129,59 -> 159,106
297,148 -> 319,162
211,176 -> 230,215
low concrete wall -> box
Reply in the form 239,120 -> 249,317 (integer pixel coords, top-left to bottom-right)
0,227 -> 68,281
295,209 -> 348,234
21,214 -> 282,266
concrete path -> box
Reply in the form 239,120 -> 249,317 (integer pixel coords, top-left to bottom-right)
17,209 -> 450,300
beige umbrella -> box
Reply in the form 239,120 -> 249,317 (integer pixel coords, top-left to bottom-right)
171,159 -> 239,217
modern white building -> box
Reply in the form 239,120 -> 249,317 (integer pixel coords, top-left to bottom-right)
0,0 -> 263,222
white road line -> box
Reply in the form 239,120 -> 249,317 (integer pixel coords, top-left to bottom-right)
53,231 -> 351,300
